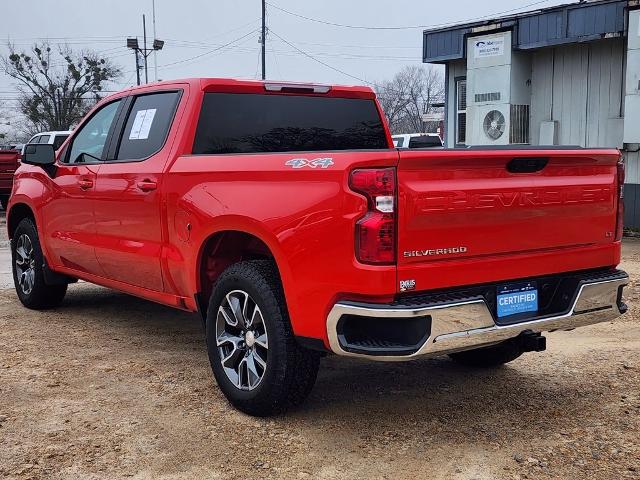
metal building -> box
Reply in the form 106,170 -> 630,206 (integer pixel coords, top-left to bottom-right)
423,0 -> 640,227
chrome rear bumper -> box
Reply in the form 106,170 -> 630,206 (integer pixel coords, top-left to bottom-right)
326,272 -> 629,361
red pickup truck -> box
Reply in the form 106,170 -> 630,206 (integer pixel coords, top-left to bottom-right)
0,147 -> 21,210
8,78 -> 629,416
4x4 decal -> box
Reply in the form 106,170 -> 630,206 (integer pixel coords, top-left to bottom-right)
286,158 -> 334,169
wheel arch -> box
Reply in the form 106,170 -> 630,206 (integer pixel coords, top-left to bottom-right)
7,202 -> 36,240
194,224 -> 291,320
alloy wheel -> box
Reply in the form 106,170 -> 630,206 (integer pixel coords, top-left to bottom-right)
216,290 -> 269,390
15,234 -> 36,295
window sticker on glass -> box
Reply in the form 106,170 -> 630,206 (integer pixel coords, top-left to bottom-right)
129,108 -> 157,140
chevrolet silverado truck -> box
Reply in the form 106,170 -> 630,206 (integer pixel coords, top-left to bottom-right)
8,78 -> 629,416
0,146 -> 21,209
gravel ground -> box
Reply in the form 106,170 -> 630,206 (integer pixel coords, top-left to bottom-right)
0,212 -> 638,479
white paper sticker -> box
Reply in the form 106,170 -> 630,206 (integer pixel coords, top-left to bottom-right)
129,108 -> 157,140
474,37 -> 505,58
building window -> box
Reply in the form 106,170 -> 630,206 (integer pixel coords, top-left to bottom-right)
456,78 -> 467,145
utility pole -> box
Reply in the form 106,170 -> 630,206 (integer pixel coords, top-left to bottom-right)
135,50 -> 141,86
152,0 -> 158,81
261,0 -> 266,80
143,14 -> 149,84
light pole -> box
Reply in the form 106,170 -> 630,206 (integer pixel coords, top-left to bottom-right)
126,38 -> 142,86
126,16 -> 164,86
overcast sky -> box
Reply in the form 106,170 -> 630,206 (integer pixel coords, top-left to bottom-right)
1,0 -> 572,107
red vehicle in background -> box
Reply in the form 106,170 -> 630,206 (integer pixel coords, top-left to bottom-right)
0,145 -> 21,210
7,78 -> 629,416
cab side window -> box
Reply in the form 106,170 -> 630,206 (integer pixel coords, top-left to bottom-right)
115,91 -> 180,161
65,100 -> 121,164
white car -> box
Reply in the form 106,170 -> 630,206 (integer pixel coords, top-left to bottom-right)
23,130 -> 72,153
392,133 -> 443,149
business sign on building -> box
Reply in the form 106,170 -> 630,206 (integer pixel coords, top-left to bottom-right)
473,37 -> 505,58
422,112 -> 444,122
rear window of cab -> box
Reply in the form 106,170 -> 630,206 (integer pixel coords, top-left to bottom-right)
192,93 -> 388,154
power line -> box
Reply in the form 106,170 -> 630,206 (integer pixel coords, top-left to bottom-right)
155,28 -> 260,71
2,19 -> 262,51
266,0 -> 555,30
267,10 -> 282,79
268,30 -> 369,84
254,48 -> 262,79
279,40 -> 422,50
154,42 -> 420,60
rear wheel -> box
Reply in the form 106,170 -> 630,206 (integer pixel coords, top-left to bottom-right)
12,218 -> 67,309
449,338 -> 524,367
206,260 -> 320,416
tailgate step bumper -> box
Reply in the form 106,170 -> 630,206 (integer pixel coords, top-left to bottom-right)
326,270 -> 629,361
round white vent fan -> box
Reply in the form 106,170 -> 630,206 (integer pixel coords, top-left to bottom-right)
483,110 -> 506,140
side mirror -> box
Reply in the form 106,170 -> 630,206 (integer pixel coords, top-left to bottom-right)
22,143 -> 56,167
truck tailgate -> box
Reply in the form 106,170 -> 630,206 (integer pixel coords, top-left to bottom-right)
397,148 -> 621,292
0,151 -> 19,192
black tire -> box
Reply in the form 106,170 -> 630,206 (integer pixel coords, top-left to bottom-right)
449,338 -> 524,367
0,196 -> 9,211
205,260 -> 320,417
11,217 -> 67,309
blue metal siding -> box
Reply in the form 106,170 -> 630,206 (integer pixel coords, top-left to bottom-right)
423,0 -> 627,63
518,12 -> 565,49
567,1 -> 625,38
423,28 -> 469,62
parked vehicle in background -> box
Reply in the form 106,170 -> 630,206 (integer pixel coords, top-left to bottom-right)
0,143 -> 23,151
392,133 -> 443,148
8,78 -> 629,416
0,145 -> 21,210
22,131 -> 72,154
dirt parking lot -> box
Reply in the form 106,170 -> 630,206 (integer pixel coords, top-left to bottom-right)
0,213 -> 638,480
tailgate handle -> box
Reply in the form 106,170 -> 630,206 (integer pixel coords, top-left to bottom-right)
507,157 -> 549,173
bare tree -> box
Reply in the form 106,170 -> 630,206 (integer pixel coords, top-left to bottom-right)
2,43 -> 121,133
375,65 -> 444,135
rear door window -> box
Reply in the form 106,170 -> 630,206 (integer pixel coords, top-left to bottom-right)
193,93 -> 388,154
115,91 -> 180,161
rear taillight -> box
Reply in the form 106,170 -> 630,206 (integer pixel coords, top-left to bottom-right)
349,168 -> 396,264
615,158 -> 625,241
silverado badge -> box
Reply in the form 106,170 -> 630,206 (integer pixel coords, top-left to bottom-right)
403,246 -> 468,258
